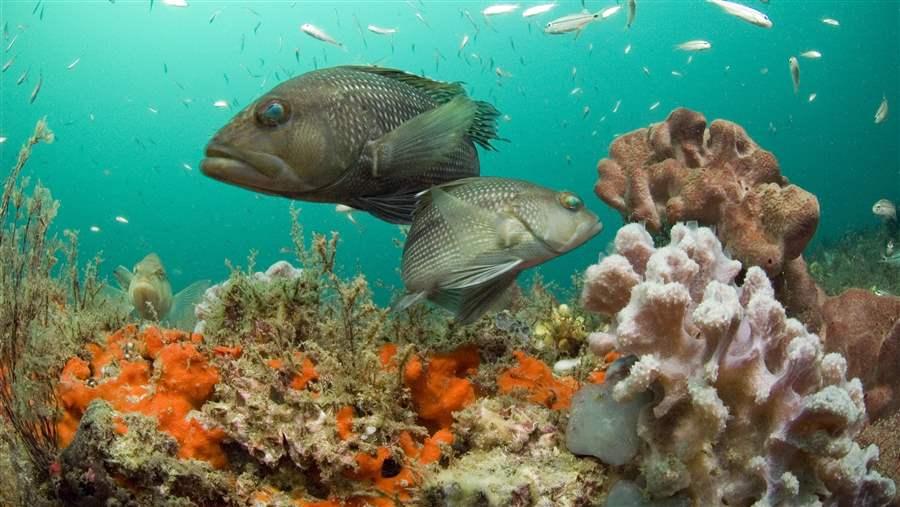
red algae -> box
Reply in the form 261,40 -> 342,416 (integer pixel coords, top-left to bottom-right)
57,325 -> 227,469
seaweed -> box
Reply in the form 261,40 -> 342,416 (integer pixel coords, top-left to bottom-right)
0,119 -> 127,504
808,225 -> 900,296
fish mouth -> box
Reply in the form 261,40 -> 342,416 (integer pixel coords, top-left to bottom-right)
201,143 -> 301,196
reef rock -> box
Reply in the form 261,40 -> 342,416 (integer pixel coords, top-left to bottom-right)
822,289 -> 900,419
594,108 -> 819,277
580,223 -> 896,506
193,260 -> 302,334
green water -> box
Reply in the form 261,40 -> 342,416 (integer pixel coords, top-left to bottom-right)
1,0 -> 898,303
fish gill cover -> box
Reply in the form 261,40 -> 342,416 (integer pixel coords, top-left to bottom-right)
0,1 -> 899,506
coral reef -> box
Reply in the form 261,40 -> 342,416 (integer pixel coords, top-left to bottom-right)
579,222 -> 895,505
423,395 -> 605,506
594,107 -> 819,278
43,208 -> 607,506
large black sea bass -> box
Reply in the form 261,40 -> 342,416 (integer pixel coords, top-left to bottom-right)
201,65 -> 502,223
397,177 -> 602,324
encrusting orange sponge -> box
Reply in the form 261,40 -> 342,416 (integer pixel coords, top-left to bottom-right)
402,345 -> 479,431
498,350 -> 579,410
57,325 -> 227,469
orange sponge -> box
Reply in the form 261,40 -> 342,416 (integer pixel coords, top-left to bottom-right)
403,345 -> 479,431
497,351 -> 579,410
57,326 -> 227,468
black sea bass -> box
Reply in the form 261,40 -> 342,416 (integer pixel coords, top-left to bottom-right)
201,65 -> 502,223
397,177 -> 601,324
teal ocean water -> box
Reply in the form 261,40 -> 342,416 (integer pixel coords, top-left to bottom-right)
1,0 -> 898,304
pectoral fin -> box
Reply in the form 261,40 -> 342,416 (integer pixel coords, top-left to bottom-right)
166,280 -> 211,331
113,266 -> 133,290
367,95 -> 476,178
351,190 -> 422,224
441,255 -> 522,290
433,273 -> 518,324
392,290 -> 429,313
100,284 -> 135,316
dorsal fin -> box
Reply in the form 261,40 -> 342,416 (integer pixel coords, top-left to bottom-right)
342,65 -> 503,150
342,65 -> 467,103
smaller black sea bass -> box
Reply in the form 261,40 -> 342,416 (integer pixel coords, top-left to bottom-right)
201,66 -> 502,223
112,253 -> 210,329
397,177 -> 601,324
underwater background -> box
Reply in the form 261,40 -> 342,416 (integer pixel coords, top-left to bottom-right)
1,0 -> 898,302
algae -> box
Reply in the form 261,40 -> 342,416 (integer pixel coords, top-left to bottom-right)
808,226 -> 900,297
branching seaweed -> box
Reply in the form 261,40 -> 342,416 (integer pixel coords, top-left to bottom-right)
0,118 -> 62,481
0,119 -> 125,501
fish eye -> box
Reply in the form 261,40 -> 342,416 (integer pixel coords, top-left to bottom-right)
558,192 -> 583,211
255,98 -> 290,127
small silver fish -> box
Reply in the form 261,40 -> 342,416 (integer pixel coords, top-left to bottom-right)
396,177 -> 601,324
800,50 -> 822,59
300,23 -> 343,48
676,40 -> 711,51
5,34 -> 18,52
458,34 -> 470,55
16,66 -> 28,85
1,55 -> 12,73
626,0 -> 636,28
600,5 -> 621,18
522,3 -> 556,18
544,10 -> 600,36
367,24 -> 397,35
874,95 -> 889,124
482,4 -> 520,16
67,57 -> 80,69
789,56 -> 800,94
707,0 -> 772,28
